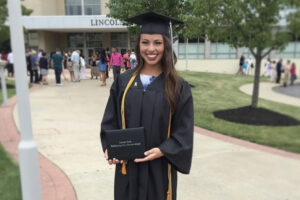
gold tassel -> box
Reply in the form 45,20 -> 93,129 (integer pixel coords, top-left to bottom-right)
121,162 -> 127,175
166,191 -> 171,200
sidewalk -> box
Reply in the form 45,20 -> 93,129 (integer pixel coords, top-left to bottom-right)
7,70 -> 300,199
240,82 -> 300,107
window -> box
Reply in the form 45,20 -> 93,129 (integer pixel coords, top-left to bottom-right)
210,43 -> 236,59
68,33 -> 84,48
178,37 -> 205,59
275,42 -> 300,58
84,0 -> 101,15
86,33 -> 102,47
111,33 -> 128,51
65,0 -> 82,15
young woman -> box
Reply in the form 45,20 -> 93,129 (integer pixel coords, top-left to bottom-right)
91,52 -> 99,79
100,12 -> 193,200
66,51 -> 75,81
39,52 -> 49,85
98,49 -> 107,86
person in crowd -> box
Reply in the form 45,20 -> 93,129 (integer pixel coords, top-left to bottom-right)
98,49 -> 107,86
290,62 -> 297,85
105,48 -> 111,78
91,52 -> 99,80
242,58 -> 247,75
30,50 -> 39,83
130,50 -> 137,69
264,58 -> 272,77
0,51 -> 7,61
52,49 -> 64,86
123,49 -> 131,70
100,11 -> 193,200
71,49 -> 80,82
110,47 -> 123,80
80,55 -> 86,80
39,52 -> 49,85
66,51 -> 74,81
236,55 -> 244,75
270,60 -> 277,82
25,49 -> 33,82
7,51 -> 14,77
283,60 -> 291,87
37,49 -> 44,82
276,58 -> 283,83
246,56 -> 253,75
60,51 -> 68,82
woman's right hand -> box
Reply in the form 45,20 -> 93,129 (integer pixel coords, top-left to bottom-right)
104,149 -> 124,165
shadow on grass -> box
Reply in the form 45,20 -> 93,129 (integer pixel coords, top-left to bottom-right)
213,106 -> 300,126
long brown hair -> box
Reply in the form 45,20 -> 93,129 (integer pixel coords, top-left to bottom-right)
134,35 -> 179,112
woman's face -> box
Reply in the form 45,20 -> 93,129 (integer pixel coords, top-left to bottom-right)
139,34 -> 164,66
112,48 -> 116,53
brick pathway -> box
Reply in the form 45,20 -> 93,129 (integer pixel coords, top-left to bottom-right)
0,85 -> 77,200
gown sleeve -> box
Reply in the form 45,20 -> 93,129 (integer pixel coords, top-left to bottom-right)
100,76 -> 121,152
159,80 -> 194,174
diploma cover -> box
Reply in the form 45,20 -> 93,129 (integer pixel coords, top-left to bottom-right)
105,127 -> 145,160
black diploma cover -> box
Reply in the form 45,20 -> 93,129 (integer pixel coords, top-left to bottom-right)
105,127 -> 145,160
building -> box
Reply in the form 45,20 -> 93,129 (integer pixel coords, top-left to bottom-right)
21,0 -> 300,74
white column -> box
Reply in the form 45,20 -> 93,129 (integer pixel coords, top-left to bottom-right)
81,0 -> 85,15
204,36 -> 210,59
0,62 -> 8,106
185,39 -> 189,71
7,1 -> 41,200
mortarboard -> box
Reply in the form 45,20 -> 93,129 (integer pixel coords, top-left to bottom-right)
125,11 -> 183,37
126,11 -> 184,67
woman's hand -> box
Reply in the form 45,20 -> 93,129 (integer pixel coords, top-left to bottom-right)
105,149 -> 124,165
134,148 -> 164,163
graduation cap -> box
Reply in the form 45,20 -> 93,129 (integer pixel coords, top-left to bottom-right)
126,11 -> 183,67
125,11 -> 183,37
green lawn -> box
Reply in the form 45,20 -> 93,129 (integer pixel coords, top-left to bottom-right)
0,80 -> 21,200
0,144 -> 21,200
0,80 -> 16,105
179,71 -> 300,153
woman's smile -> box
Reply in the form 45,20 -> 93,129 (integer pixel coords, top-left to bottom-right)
140,34 -> 164,66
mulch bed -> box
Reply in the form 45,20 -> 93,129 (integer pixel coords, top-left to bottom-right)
213,106 -> 300,126
0,83 -> 15,89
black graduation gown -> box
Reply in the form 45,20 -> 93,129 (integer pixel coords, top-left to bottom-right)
100,70 -> 194,200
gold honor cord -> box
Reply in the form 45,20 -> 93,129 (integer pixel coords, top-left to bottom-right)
120,73 -> 172,200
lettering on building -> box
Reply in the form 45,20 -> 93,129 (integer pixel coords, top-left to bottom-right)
90,19 -> 123,27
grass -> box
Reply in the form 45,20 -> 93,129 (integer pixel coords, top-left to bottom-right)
0,80 -> 22,200
0,143 -> 21,200
179,71 -> 300,153
0,79 -> 16,105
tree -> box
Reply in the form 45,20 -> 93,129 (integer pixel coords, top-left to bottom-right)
106,0 -> 190,38
0,0 -> 32,51
186,0 -> 296,108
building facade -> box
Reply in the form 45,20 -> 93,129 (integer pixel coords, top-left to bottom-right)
22,0 -> 300,74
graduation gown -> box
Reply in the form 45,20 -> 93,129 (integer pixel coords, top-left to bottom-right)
100,70 -> 194,200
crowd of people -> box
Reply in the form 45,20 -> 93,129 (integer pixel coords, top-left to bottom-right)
264,58 -> 297,87
0,47 -> 137,87
237,55 -> 298,87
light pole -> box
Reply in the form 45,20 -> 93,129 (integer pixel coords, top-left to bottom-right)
0,60 -> 8,106
7,1 -> 42,200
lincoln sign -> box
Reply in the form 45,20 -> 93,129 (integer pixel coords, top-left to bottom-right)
91,18 -> 123,26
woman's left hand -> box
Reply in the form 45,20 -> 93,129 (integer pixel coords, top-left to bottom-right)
134,148 -> 164,163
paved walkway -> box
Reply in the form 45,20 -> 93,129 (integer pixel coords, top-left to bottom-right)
272,83 -> 300,98
240,81 -> 300,107
2,70 -> 300,200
